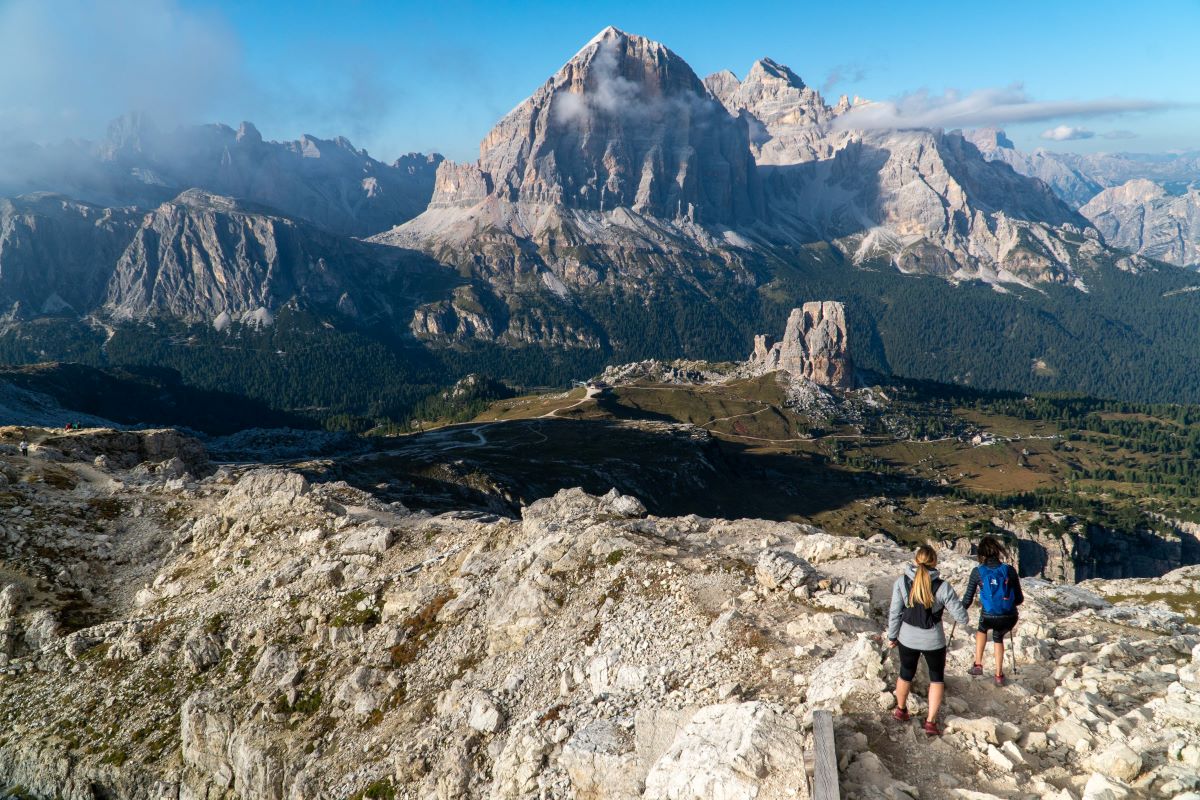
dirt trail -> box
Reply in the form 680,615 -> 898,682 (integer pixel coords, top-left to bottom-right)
820,556 -> 1056,799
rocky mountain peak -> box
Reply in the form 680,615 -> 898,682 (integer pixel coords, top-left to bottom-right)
746,57 -> 807,89
235,121 -> 263,145
422,27 -> 762,226
965,127 -> 1016,152
749,301 -> 852,388
704,58 -> 838,166
1081,178 -> 1200,266
100,111 -> 159,162
1093,177 -> 1169,204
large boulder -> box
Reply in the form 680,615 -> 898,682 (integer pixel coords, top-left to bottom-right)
755,549 -> 817,592
218,469 -> 314,518
805,634 -> 885,711
560,719 -> 641,800
642,702 -> 806,800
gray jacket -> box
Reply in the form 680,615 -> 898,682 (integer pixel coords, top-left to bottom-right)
887,564 -> 969,650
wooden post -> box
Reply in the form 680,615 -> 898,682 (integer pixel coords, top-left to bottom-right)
812,709 -> 840,800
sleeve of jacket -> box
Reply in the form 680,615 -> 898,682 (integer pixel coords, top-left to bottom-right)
939,580 -> 970,628
1009,565 -> 1025,606
887,578 -> 904,642
961,566 -> 980,609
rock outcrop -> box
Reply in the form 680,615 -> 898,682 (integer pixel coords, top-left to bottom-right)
982,512 -> 1200,582
748,302 -> 851,387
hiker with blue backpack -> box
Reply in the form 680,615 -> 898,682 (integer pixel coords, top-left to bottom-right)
961,535 -> 1024,686
886,544 -> 970,736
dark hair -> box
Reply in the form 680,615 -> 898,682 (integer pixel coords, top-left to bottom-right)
976,535 -> 1009,563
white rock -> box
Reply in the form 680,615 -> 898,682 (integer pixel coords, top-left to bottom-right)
560,719 -> 640,800
1082,772 -> 1131,800
986,744 -> 1014,771
642,702 -> 806,800
468,692 -> 504,733
806,634 -> 884,711
338,525 -> 394,555
1088,742 -> 1142,783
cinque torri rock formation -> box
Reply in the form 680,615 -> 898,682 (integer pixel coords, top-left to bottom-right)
749,302 -> 852,388
1,427 -> 1199,799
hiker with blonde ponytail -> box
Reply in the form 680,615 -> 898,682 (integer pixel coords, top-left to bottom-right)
886,545 -> 969,736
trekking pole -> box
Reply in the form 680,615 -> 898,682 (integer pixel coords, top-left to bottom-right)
1009,629 -> 1018,675
948,622 -> 957,649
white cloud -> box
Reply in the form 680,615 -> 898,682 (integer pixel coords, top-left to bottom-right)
1041,125 -> 1094,141
832,84 -> 1175,133
0,0 -> 243,143
553,36 -> 713,127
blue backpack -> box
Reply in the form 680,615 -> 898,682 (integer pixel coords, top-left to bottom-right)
978,564 -> 1016,615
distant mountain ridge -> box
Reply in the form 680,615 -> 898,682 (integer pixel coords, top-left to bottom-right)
2,26 -> 1200,419
0,112 -> 442,238
963,128 -> 1200,267
704,59 -> 1096,286
1081,180 -> 1200,268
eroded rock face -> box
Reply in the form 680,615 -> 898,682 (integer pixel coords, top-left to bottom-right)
704,58 -> 841,166
749,302 -> 851,387
984,512 -> 1200,581
707,61 -> 1096,286
103,190 -> 404,324
0,195 -> 139,318
1081,179 -> 1200,267
964,128 -> 1103,209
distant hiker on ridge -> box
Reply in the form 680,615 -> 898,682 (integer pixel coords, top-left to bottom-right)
962,535 -> 1024,685
887,544 -> 970,736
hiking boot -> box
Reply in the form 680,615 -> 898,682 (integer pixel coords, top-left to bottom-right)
892,707 -> 911,722
994,674 -> 1007,687
923,719 -> 942,737
968,663 -> 984,676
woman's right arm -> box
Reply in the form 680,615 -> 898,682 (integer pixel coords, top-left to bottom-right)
961,566 -> 979,609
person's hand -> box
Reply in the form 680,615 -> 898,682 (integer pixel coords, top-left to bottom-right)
889,639 -> 899,648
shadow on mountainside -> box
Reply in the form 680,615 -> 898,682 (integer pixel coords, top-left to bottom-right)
302,417 -> 922,520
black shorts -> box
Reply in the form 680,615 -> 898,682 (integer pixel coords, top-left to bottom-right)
978,613 -> 1018,643
897,643 -> 946,683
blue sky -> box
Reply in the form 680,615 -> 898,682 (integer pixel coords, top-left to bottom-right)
3,0 -> 1198,162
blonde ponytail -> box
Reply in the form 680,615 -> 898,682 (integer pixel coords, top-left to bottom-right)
907,545 -> 938,609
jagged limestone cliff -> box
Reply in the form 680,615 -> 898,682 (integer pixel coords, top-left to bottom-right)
749,302 -> 852,388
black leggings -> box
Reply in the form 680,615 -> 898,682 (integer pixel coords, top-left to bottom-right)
898,643 -> 947,683
978,613 -> 1018,643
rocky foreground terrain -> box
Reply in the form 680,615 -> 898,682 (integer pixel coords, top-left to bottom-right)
0,427 -> 1198,799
